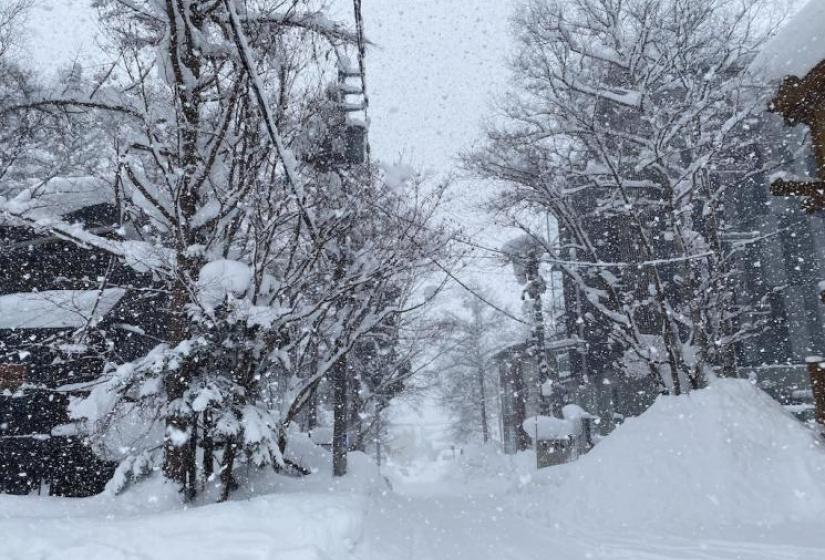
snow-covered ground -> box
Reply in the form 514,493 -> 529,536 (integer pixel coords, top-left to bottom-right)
2,379 -> 824,560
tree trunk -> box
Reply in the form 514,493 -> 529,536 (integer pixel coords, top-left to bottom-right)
512,361 -> 531,451
163,278 -> 197,496
348,377 -> 365,452
307,387 -> 319,430
161,0 -> 204,498
219,438 -> 237,503
525,248 -> 555,416
332,356 -> 349,477
477,367 -> 490,444
202,409 -> 214,484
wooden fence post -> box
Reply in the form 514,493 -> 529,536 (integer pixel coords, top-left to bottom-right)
806,357 -> 825,427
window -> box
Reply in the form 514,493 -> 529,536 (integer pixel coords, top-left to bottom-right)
0,363 -> 27,390
556,351 -> 572,378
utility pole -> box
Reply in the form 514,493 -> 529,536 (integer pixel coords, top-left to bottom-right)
524,245 -> 554,417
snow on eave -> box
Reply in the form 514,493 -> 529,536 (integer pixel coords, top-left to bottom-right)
1,176 -> 115,224
750,0 -> 825,83
0,288 -> 126,330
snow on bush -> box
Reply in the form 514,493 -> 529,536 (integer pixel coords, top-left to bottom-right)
197,259 -> 253,309
527,379 -> 825,529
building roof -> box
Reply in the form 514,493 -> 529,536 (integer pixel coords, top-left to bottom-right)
0,288 -> 126,330
1,177 -> 114,223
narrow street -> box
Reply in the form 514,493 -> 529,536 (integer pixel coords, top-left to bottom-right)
354,464 -> 825,560
2,463 -> 825,560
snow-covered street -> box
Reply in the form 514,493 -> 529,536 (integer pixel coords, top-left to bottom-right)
4,380 -> 825,560
360,480 -> 825,560
4,1 -> 825,559
4,463 -> 825,560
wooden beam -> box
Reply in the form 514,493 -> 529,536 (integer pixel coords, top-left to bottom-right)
770,59 -> 825,127
771,178 -> 825,213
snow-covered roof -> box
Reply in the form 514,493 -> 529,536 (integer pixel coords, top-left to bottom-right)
751,0 -> 825,82
2,177 -> 114,222
0,288 -> 126,330
523,415 -> 582,441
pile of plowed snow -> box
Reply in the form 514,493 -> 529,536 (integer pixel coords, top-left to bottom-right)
527,379 -> 825,529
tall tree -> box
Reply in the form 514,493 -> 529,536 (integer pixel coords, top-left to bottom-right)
469,0 -> 782,395
1,0 -> 447,499
437,295 -> 510,444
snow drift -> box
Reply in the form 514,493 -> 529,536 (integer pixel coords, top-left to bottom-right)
0,445 -> 386,560
528,379 -> 825,529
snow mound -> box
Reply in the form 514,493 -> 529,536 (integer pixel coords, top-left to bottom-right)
533,379 -> 825,529
0,487 -> 365,560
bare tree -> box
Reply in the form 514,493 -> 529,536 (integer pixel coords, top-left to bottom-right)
0,0 -> 29,61
436,294 -> 512,444
469,0 -> 783,395
1,0 -> 448,499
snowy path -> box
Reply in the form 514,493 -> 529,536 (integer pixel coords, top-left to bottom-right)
353,473 -> 825,560
5,382 -> 825,559
2,466 -> 824,560
1,478 -> 824,560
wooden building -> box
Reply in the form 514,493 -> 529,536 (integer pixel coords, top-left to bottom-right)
753,0 -> 825,425
0,178 -> 166,496
494,334 -> 651,456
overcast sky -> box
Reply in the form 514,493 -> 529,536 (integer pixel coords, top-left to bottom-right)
25,0 -> 526,323
27,0 -> 515,175
23,0 -> 525,434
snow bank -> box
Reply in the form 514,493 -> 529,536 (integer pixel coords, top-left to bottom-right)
0,486 -> 365,560
751,0 -> 825,82
528,379 -> 825,529
0,442 -> 386,560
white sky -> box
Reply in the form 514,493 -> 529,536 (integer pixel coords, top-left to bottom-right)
25,0 -> 526,317
23,0 -> 522,440
27,0 -> 514,175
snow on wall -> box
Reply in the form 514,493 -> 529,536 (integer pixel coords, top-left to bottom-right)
0,288 -> 126,330
751,0 -> 825,82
